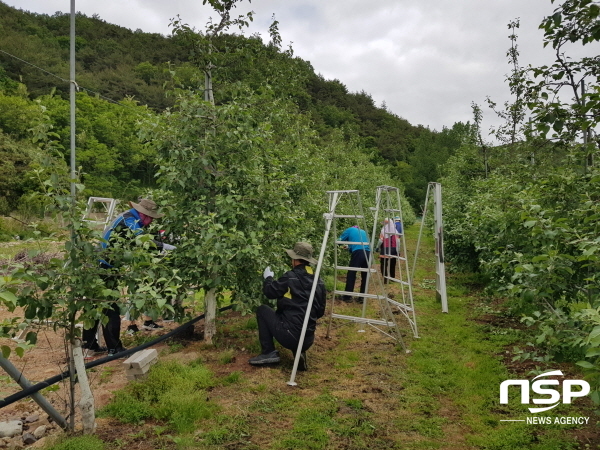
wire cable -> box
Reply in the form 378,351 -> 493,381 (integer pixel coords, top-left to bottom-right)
0,48 -> 142,109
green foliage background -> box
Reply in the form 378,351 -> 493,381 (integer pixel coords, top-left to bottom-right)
439,0 -> 600,400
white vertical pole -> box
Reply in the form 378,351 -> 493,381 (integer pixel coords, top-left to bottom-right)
69,0 -> 76,198
433,183 -> 448,313
411,183 -> 432,279
287,196 -> 337,386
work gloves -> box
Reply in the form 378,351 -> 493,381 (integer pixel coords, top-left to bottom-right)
263,266 -> 274,279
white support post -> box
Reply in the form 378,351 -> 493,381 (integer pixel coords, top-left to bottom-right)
287,196 -> 337,386
432,183 -> 448,313
412,182 -> 448,313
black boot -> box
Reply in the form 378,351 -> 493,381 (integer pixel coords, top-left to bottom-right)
248,350 -> 281,365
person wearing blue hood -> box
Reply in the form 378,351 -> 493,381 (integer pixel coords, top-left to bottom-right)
338,225 -> 371,302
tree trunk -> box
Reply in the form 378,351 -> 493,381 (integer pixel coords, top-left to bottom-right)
204,288 -> 217,344
72,339 -> 96,434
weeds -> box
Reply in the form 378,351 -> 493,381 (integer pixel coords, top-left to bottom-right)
218,349 -> 235,364
100,360 -> 216,433
44,435 -> 105,450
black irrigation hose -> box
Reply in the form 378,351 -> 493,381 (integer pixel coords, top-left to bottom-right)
0,304 -> 234,409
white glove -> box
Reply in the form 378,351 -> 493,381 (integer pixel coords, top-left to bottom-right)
263,266 -> 274,279
162,243 -> 176,251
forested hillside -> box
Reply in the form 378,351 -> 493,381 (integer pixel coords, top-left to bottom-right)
0,0 -> 467,214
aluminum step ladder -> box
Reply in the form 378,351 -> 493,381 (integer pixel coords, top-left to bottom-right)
370,185 -> 419,338
288,189 -> 408,387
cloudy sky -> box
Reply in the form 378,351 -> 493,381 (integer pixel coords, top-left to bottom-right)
4,0 -> 598,134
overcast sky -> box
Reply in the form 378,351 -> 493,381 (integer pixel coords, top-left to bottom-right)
4,0 -> 599,135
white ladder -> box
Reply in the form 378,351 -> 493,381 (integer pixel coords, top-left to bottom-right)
82,196 -> 118,228
324,190 -> 408,349
370,185 -> 419,338
287,189 -> 410,387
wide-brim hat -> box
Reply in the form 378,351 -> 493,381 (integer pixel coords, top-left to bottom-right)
285,242 -> 317,265
130,199 -> 164,219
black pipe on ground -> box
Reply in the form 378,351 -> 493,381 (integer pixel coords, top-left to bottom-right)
0,305 -> 234,409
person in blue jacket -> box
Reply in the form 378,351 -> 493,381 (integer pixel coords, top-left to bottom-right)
82,198 -> 164,357
338,225 -> 371,302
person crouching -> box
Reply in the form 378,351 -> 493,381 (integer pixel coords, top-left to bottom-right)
249,242 -> 326,371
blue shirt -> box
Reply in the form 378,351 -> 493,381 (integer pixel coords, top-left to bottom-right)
395,220 -> 403,234
98,208 -> 145,267
339,227 -> 370,253
101,208 -> 143,249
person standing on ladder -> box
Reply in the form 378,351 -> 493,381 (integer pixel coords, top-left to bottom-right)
379,218 -> 398,283
338,225 -> 371,302
394,216 -> 404,258
249,242 -> 326,371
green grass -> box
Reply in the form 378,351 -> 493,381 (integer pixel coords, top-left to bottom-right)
43,435 -> 105,450
99,359 -> 217,433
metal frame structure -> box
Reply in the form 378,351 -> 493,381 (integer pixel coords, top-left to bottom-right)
287,189 -> 413,386
413,182 -> 448,313
370,185 -> 419,338
82,196 -> 118,228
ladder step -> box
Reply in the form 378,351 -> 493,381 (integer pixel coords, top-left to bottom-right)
331,313 -> 396,327
334,290 -> 385,299
335,266 -> 377,273
382,276 -> 411,286
386,298 -> 413,312
335,241 -> 370,246
333,214 -> 364,219
383,209 -> 402,213
379,255 -> 407,261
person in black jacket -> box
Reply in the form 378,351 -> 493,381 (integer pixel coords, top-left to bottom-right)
249,242 -> 326,371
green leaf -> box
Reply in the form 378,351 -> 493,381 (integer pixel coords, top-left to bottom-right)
24,307 -> 36,320
25,332 -> 37,345
587,326 -> 600,344
576,361 -> 595,369
15,347 -> 24,358
1,345 -> 10,358
585,348 -> 600,357
0,291 -> 17,305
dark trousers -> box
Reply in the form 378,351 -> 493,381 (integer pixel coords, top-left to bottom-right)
82,302 -> 123,351
344,250 -> 370,297
256,305 -> 314,354
380,246 -> 398,283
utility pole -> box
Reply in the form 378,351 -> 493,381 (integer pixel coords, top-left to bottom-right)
69,0 -> 76,198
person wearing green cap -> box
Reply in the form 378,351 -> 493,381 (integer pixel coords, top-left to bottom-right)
249,242 -> 326,371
